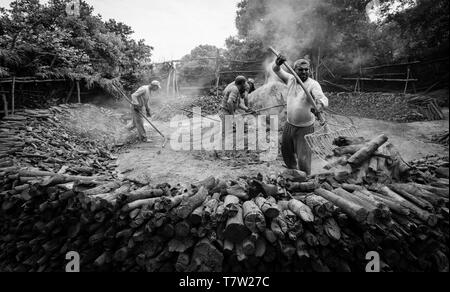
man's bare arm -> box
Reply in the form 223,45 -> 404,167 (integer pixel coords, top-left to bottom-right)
272,63 -> 291,85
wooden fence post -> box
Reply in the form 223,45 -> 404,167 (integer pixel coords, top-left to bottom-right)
2,92 -> 8,116
404,66 -> 410,94
11,76 -> 15,115
76,80 -> 81,103
215,49 -> 221,99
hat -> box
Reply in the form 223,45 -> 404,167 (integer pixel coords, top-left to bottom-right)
248,78 -> 255,84
235,75 -> 247,85
151,80 -> 161,89
294,59 -> 310,68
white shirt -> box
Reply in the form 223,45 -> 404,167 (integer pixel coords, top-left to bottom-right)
131,85 -> 152,107
286,77 -> 329,127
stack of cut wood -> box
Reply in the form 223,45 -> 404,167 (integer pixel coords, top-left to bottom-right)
0,106 -> 121,180
408,155 -> 449,184
431,131 -> 449,146
0,160 -> 448,272
1,112 -> 449,272
407,95 -> 445,121
327,92 -> 425,122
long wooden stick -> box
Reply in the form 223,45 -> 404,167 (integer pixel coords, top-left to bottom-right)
242,104 -> 287,116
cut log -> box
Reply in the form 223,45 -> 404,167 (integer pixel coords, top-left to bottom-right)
389,184 -> 434,211
188,239 -> 223,272
121,198 -> 159,212
304,195 -> 333,217
413,183 -> 448,198
195,176 -> 216,191
348,135 -> 388,166
242,237 -> 256,256
175,187 -> 208,219
125,187 -> 164,203
315,188 -> 368,223
226,184 -> 248,200
224,206 -> 250,243
254,196 -> 280,219
287,181 -> 317,193
323,218 -> 341,241
242,200 -> 266,233
224,195 -> 240,218
189,205 -> 204,226
288,199 -> 315,222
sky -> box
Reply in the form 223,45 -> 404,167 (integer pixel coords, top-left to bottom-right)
0,0 -> 241,62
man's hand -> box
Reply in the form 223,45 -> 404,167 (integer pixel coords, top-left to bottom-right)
275,54 -> 287,66
246,108 -> 258,115
316,101 -> 324,112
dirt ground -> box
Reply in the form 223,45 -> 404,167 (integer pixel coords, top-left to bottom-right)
116,108 -> 449,185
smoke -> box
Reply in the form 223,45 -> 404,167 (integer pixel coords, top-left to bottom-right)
247,0 -> 328,62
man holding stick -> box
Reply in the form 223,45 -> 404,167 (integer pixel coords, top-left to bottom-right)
127,80 -> 161,142
222,76 -> 256,116
272,56 -> 329,175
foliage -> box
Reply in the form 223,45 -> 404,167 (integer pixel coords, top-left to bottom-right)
0,0 -> 153,89
226,0 -> 448,75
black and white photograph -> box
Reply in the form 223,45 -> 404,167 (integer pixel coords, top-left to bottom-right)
0,0 -> 448,276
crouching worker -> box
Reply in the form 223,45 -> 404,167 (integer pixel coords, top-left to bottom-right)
222,76 -> 256,116
273,57 -> 329,175
128,80 -> 161,142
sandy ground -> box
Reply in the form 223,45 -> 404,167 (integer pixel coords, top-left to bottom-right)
116,109 -> 449,185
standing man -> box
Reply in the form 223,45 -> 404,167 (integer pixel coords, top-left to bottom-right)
222,76 -> 255,115
273,57 -> 329,175
128,80 -> 161,142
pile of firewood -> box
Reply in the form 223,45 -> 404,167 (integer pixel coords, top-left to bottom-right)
431,131 -> 450,146
0,135 -> 448,272
0,106 -> 121,179
327,92 -> 430,122
1,106 -> 449,272
407,95 -> 445,121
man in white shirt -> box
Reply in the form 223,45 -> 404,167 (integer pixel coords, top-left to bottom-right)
272,57 -> 329,175
128,80 -> 161,142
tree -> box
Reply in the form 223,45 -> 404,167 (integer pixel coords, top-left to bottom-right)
378,0 -> 449,60
226,0 -> 443,75
0,0 -> 153,89
177,45 -> 223,85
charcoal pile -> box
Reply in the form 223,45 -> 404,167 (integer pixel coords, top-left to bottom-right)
327,92 -> 431,122
0,105 -> 123,180
153,95 -> 223,122
407,95 -> 444,121
0,131 -> 448,272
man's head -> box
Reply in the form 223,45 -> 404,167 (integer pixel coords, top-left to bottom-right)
248,78 -> 255,85
234,75 -> 247,91
294,59 -> 310,82
150,80 -> 161,91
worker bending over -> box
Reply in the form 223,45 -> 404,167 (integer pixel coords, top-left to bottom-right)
128,80 -> 161,142
222,76 -> 256,116
273,56 -> 329,175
